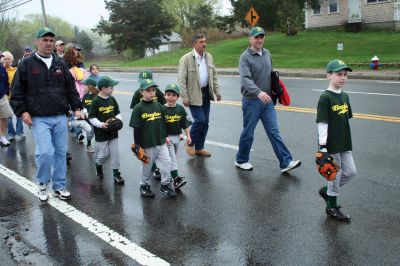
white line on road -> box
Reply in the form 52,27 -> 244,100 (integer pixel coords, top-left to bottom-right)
181,136 -> 254,152
0,164 -> 169,266
312,89 -> 400,97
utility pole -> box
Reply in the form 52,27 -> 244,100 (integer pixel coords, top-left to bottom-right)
40,0 -> 48,27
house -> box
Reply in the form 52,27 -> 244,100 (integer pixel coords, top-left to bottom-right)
145,32 -> 182,57
304,0 -> 400,30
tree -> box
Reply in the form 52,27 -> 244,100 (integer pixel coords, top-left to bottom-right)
225,0 -> 320,33
74,27 -> 93,55
95,0 -> 175,58
162,0 -> 217,46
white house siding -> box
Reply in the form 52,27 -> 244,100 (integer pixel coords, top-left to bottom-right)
305,0 -> 397,29
305,0 -> 348,28
361,1 -> 394,23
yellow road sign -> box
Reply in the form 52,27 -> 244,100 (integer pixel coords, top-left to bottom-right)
246,7 -> 259,27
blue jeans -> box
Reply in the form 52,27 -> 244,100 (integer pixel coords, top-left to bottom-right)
189,88 -> 211,150
236,98 -> 292,169
7,116 -> 24,136
32,115 -> 68,190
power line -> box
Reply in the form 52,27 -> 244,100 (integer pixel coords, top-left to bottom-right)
0,0 -> 32,13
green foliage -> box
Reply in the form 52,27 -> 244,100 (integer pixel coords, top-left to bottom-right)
162,0 -> 217,46
74,27 -> 93,55
95,0 -> 175,58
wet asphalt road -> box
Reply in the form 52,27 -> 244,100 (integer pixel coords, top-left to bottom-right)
1,73 -> 400,265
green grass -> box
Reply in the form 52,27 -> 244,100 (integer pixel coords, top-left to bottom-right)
89,31 -> 400,69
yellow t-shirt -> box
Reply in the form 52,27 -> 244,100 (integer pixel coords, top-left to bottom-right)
6,66 -> 17,86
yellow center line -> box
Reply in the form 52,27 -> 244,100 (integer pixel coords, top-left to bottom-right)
113,91 -> 400,123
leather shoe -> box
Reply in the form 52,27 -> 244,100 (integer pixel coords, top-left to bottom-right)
185,143 -> 195,156
195,149 -> 211,157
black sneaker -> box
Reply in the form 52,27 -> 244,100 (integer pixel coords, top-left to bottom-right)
173,176 -> 187,189
95,164 -> 104,179
160,184 -> 176,197
319,187 -> 328,204
152,168 -> 161,180
140,185 -> 155,197
113,172 -> 125,185
54,188 -> 72,200
326,206 -> 351,222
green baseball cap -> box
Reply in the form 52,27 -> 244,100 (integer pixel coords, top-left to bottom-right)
164,83 -> 180,95
249,27 -> 265,37
36,27 -> 55,38
138,70 -> 153,80
97,76 -> 119,89
326,59 -> 352,73
139,79 -> 158,91
83,77 -> 97,87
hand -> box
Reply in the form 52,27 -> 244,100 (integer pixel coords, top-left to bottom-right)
166,137 -> 170,145
21,112 -> 32,126
258,91 -> 271,104
186,136 -> 192,145
74,110 -> 85,120
216,94 -> 222,101
101,123 -> 108,129
182,100 -> 189,107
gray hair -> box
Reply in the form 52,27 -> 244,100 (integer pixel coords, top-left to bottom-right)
192,33 -> 205,44
1,51 -> 14,62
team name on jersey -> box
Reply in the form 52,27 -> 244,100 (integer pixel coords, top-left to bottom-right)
142,112 -> 161,121
99,106 -> 114,114
165,114 -> 182,123
332,103 -> 348,115
84,99 -> 92,106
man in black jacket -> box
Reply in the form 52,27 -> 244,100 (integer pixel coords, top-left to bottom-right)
11,27 -> 84,202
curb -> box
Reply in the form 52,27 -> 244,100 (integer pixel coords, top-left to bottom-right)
100,67 -> 400,81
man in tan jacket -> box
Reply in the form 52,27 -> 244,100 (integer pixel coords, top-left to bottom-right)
178,33 -> 222,157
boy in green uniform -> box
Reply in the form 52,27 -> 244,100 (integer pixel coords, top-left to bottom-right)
88,76 -> 124,184
130,79 -> 176,197
316,59 -> 357,222
82,77 -> 98,152
130,70 -> 166,180
163,83 -> 192,189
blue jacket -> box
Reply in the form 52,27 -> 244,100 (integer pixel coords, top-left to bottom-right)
0,65 -> 10,99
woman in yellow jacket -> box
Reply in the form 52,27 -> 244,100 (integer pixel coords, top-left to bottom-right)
2,51 -> 24,141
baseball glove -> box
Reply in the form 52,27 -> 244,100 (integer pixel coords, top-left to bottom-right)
104,118 -> 123,133
315,151 -> 340,181
131,144 -> 150,164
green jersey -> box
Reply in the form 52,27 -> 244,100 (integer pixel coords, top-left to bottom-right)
82,93 -> 96,111
88,95 -> 120,142
129,88 -> 166,109
316,90 -> 353,153
129,100 -> 167,148
162,104 -> 190,136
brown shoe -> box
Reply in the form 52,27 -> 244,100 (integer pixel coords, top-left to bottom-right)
185,143 -> 196,156
195,149 -> 211,157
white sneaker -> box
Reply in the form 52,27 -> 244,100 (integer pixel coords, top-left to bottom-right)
54,188 -> 71,200
0,136 -> 10,146
38,184 -> 49,202
281,160 -> 301,174
235,161 -> 254,170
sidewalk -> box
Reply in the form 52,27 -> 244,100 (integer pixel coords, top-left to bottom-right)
101,67 -> 400,81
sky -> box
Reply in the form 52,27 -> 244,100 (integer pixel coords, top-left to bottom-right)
10,0 -> 233,29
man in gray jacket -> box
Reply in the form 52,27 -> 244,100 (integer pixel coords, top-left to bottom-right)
235,27 -> 301,173
178,33 -> 221,157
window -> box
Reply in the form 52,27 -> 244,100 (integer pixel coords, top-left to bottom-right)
329,0 -> 338,13
313,3 -> 321,15
367,0 -> 387,3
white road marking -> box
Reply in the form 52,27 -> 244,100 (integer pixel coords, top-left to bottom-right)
0,164 -> 169,266
312,89 -> 400,97
181,136 -> 254,152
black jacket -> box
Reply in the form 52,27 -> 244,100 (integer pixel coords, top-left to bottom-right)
10,53 -> 81,117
